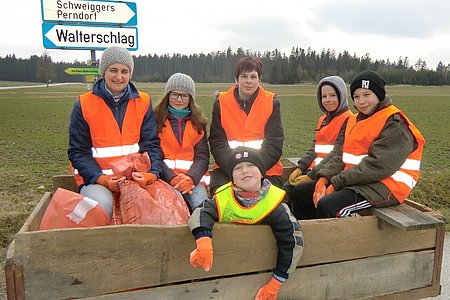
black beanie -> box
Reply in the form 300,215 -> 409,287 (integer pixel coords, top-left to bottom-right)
350,70 -> 386,101
228,147 -> 266,179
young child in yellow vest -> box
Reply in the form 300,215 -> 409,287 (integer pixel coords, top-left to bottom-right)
188,146 -> 304,300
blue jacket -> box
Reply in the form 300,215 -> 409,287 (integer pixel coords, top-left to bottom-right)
68,79 -> 162,188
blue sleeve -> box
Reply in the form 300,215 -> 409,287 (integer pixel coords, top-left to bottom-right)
139,100 -> 163,178
67,100 -> 103,185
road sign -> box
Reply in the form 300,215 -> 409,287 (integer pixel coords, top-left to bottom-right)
41,0 -> 137,26
42,23 -> 138,50
65,68 -> 99,75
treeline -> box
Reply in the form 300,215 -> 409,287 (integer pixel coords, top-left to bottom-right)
1,46 -> 450,85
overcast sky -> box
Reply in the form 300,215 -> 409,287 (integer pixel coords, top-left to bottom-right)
1,0 -> 449,70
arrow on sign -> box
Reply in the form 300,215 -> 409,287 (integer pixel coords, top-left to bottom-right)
41,0 -> 137,26
65,68 -> 100,75
42,23 -> 138,50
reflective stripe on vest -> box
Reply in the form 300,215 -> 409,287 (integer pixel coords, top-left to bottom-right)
72,168 -> 114,175
343,105 -> 425,202
164,159 -> 193,170
343,153 -> 421,189
91,143 -> 140,158
214,182 -> 285,224
159,119 -> 210,186
218,86 -> 283,176
228,139 -> 264,150
308,110 -> 353,169
66,196 -> 99,224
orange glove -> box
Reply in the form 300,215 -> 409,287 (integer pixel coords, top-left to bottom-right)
326,184 -> 335,195
189,237 -> 213,271
171,174 -> 194,194
133,151 -> 151,172
96,174 -> 125,193
313,177 -> 329,208
255,277 -> 283,300
131,172 -> 157,188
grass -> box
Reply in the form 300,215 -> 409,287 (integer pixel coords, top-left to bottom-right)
0,82 -> 449,294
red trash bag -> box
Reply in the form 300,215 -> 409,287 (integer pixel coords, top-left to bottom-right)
112,179 -> 190,225
40,188 -> 111,230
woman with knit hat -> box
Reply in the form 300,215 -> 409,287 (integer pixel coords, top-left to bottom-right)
290,70 -> 425,219
68,46 -> 162,219
188,146 -> 304,300
154,73 -> 210,212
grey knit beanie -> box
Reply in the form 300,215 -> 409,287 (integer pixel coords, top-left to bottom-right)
164,73 -> 196,100
99,46 -> 134,78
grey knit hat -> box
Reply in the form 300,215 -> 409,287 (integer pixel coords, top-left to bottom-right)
99,46 -> 134,78
164,73 -> 196,100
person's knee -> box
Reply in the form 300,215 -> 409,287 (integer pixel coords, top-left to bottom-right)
316,197 -> 335,218
190,184 -> 208,209
80,184 -> 113,218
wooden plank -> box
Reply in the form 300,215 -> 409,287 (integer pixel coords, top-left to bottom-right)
17,192 -> 52,232
52,175 -> 78,192
372,203 -> 444,231
5,240 -> 17,300
12,216 -> 438,299
86,250 -> 435,300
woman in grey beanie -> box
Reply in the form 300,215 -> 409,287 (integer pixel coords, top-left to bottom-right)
68,46 -> 163,219
154,73 -> 210,212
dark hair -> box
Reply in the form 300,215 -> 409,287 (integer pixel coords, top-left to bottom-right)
153,94 -> 208,133
234,56 -> 263,81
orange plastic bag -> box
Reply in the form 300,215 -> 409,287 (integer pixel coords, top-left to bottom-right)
40,188 -> 111,230
112,179 -> 190,225
109,152 -> 151,179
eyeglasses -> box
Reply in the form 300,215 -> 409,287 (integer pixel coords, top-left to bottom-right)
169,92 -> 190,101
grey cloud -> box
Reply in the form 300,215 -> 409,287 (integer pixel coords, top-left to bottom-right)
211,16 -> 306,52
309,0 -> 450,38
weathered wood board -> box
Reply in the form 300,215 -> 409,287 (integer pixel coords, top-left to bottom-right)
4,175 -> 446,300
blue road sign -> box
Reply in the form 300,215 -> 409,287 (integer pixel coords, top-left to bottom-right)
42,23 -> 138,51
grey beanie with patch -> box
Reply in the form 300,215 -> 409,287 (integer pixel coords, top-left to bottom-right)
99,46 -> 134,78
164,73 -> 196,100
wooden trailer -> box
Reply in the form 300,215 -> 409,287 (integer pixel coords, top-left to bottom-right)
4,167 -> 446,300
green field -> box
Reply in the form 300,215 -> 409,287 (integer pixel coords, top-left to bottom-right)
0,82 -> 449,273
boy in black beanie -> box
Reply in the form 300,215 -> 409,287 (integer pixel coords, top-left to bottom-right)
188,146 -> 304,300
290,70 -> 425,220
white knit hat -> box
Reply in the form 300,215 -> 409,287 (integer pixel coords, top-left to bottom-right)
164,73 -> 196,100
99,46 -> 134,78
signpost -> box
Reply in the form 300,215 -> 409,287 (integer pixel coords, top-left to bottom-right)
64,68 -> 99,75
41,0 -> 137,26
41,0 -> 138,58
42,23 -> 138,50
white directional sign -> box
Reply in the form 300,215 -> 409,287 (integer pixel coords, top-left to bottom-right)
42,23 -> 138,50
41,0 -> 137,26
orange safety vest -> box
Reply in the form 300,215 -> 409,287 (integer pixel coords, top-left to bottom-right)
214,182 -> 285,224
343,105 -> 425,202
72,91 -> 150,186
216,86 -> 283,176
159,119 -> 210,185
308,110 -> 353,169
